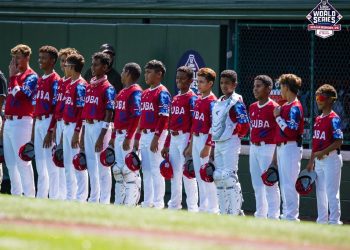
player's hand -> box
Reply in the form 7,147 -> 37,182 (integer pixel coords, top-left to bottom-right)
71,131 -> 80,149
200,145 -> 211,159
273,106 -> 281,117
184,145 -> 192,158
314,150 -> 326,160
9,58 -> 18,77
95,134 -> 104,153
109,138 -> 115,148
133,139 -> 140,151
161,147 -> 169,159
306,160 -> 314,172
150,135 -> 159,153
122,138 -> 131,151
43,132 -> 53,148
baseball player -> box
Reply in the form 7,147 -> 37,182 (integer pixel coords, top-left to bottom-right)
3,44 -> 37,197
81,52 -> 115,204
135,60 -> 171,209
272,73 -> 304,221
109,62 -> 142,206
61,53 -> 89,202
249,75 -> 281,219
32,45 -> 61,199
306,84 -> 343,225
161,66 -> 199,212
184,67 -> 218,213
211,70 -> 249,215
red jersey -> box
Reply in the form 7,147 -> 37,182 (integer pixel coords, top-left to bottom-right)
169,90 -> 198,133
191,93 -> 217,134
275,99 -> 304,144
54,77 -> 71,119
34,72 -> 60,117
114,84 -> 142,139
312,111 -> 343,152
81,76 -> 115,120
62,77 -> 86,123
249,99 -> 278,144
139,84 -> 171,130
5,68 -> 38,117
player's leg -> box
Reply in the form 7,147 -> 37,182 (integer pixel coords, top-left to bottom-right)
85,123 -> 100,203
276,146 -> 287,219
56,120 -> 67,200
258,144 -> 280,219
314,160 -> 328,224
97,124 -> 112,204
249,144 -> 267,218
167,135 -> 184,210
113,133 -> 126,205
63,123 -> 78,201
214,142 -> 228,214
324,154 -> 342,225
3,120 -> 23,195
192,135 -> 208,212
34,120 -> 49,198
150,131 -> 167,209
140,132 -> 154,208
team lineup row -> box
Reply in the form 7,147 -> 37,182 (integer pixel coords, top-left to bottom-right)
1,44 -> 343,225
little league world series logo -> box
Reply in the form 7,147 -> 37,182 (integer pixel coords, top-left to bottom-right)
307,0 -> 343,38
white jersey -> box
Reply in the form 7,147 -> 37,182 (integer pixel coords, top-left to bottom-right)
212,93 -> 241,142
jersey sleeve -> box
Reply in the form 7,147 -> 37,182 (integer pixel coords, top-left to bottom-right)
19,74 -> 38,98
230,101 -> 250,124
331,116 -> 343,139
75,83 -> 86,108
129,90 -> 142,118
158,90 -> 171,116
51,79 -> 59,105
189,95 -> 198,117
276,105 -> 302,137
105,86 -> 116,110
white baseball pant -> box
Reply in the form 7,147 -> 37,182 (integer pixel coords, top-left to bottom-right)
34,115 -> 61,199
277,141 -> 302,221
113,130 -> 141,206
55,120 -> 67,200
249,143 -> 280,219
192,133 -> 219,214
63,122 -> 88,202
84,121 -> 112,204
140,130 -> 167,209
167,132 -> 199,212
3,117 -> 35,197
315,151 -> 343,225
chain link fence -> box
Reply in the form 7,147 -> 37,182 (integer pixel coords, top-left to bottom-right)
233,23 -> 350,146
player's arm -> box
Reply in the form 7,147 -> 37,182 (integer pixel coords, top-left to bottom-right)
43,80 -> 59,148
72,83 -> 86,149
95,86 -> 116,152
231,101 -> 250,138
183,95 -> 197,157
274,105 -> 302,139
201,101 -> 215,158
150,91 -> 171,153
314,117 -> 343,160
10,74 -> 38,100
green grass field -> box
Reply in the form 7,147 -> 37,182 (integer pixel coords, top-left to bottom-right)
0,194 -> 349,250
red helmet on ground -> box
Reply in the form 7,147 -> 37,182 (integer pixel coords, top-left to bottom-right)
200,162 -> 215,183
18,142 -> 35,161
73,152 -> 87,171
261,164 -> 279,186
0,143 -> 4,163
295,169 -> 317,196
52,144 -> 64,168
125,152 -> 141,171
160,158 -> 173,180
100,146 -> 115,167
183,157 -> 195,179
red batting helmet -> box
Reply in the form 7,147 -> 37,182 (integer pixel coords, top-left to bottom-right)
125,151 -> 141,171
52,144 -> 64,168
160,158 -> 173,180
73,152 -> 87,171
261,164 -> 279,186
183,157 -> 195,179
0,143 -> 4,163
19,142 -> 35,161
295,169 -> 317,196
200,162 -> 215,183
100,146 -> 115,167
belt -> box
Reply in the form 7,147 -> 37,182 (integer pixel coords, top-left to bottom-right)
170,130 -> 185,136
116,129 -> 126,134
57,118 -> 63,121
85,119 -> 102,124
326,149 -> 341,156
5,115 -> 23,120
251,141 -> 273,146
36,114 -> 51,120
64,121 -> 75,125
276,141 -> 298,147
193,132 -> 206,137
142,129 -> 155,134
